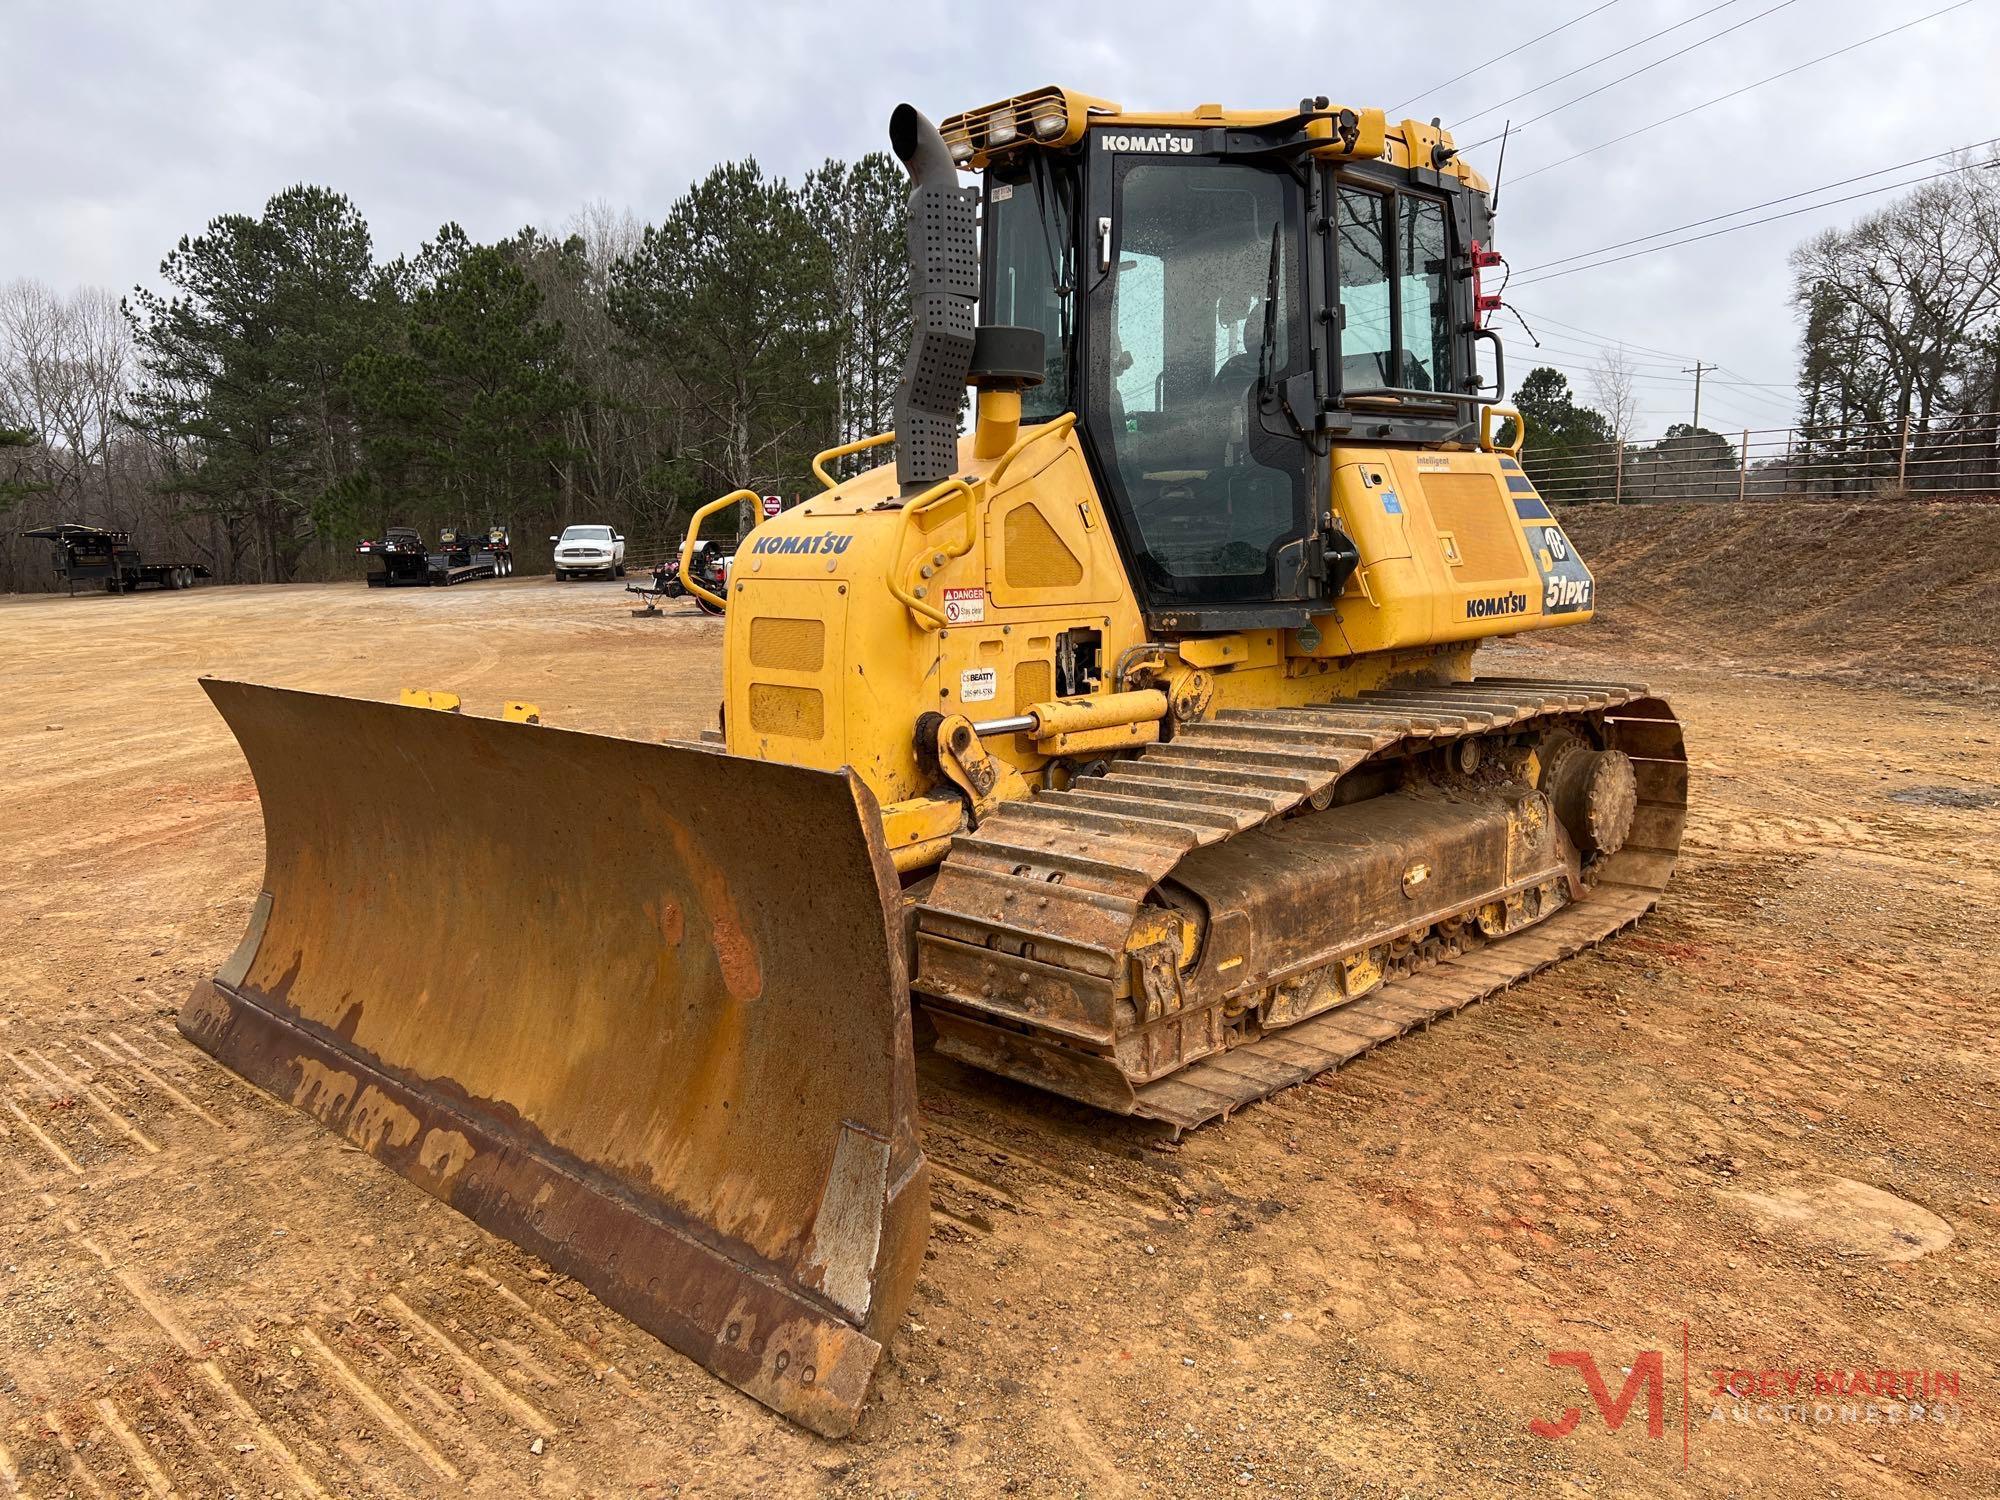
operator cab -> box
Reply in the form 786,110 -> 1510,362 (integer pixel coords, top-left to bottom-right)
963,89 -> 1505,630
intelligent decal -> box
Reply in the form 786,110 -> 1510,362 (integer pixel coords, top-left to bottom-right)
1529,524 -> 1595,615
750,532 -> 853,557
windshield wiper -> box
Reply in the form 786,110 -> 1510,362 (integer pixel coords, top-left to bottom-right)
1028,153 -> 1073,349
1254,219 -> 1322,449
1256,221 -> 1281,402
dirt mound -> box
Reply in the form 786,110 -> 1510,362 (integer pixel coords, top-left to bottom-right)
1558,500 -> 2000,691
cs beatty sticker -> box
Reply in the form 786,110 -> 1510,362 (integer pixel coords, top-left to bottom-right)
942,587 -> 986,625
1529,524 -> 1594,614
959,667 -> 997,703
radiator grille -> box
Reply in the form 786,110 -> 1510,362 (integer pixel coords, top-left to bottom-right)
749,616 -> 825,673
1004,502 -> 1083,589
1014,659 -> 1053,715
747,684 -> 824,740
1421,472 -> 1525,584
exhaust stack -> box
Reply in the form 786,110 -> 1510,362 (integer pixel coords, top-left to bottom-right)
889,104 -> 979,497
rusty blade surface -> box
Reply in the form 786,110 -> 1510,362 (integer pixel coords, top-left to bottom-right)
178,679 -> 927,1437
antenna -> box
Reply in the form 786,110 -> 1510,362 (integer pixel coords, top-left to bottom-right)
1490,120 -> 1513,214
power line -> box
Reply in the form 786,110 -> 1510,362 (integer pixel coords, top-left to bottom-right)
1512,316 -> 1801,395
1510,0 -> 1981,183
1530,338 -> 1703,374
1523,146 -> 1983,272
1452,0 -> 1747,129
1509,316 -> 1797,398
1718,366 -> 1793,391
1463,0 -> 1802,144
1508,310 -> 1700,363
1509,159 -> 1996,284
1520,357 -> 1797,425
1387,1 -> 1630,114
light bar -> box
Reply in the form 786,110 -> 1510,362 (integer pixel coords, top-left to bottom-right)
940,85 -> 1117,170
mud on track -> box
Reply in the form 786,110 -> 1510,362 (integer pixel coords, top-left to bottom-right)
1,509 -> 1996,1497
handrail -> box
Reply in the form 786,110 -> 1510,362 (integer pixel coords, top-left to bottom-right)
887,480 -> 976,626
892,413 -> 1079,631
687,414 -> 1083,630
811,430 -> 896,490
987,412 -> 1077,491
677,489 -> 756,611
1482,403 -> 1525,458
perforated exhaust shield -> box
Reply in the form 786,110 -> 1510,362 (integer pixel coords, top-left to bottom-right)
179,680 -> 928,1437
889,104 -> 980,493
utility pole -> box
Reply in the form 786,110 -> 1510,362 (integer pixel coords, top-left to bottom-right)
1682,361 -> 1718,430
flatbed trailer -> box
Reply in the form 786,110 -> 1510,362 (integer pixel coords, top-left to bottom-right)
360,524 -> 514,587
21,523 -> 211,595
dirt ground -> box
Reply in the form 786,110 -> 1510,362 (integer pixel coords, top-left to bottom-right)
2,503 -> 1995,1498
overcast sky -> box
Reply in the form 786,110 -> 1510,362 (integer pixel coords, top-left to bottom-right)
8,0 -> 1996,434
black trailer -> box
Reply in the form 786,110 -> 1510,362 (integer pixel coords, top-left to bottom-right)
432,524 -> 515,583
22,524 -> 211,595
357,527 -> 432,586
359,523 -> 514,587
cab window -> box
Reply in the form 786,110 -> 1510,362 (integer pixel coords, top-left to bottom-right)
985,170 -> 1073,421
1337,186 -> 1454,395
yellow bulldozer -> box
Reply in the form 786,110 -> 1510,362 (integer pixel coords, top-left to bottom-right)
180,89 -> 1685,1437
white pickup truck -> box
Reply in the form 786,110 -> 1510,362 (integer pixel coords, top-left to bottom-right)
550,524 -> 626,580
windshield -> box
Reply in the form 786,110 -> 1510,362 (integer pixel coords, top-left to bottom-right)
984,166 -> 1073,421
562,526 -> 613,542
1088,154 -> 1307,605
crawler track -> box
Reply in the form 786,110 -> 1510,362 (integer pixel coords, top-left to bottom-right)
915,677 -> 1687,1128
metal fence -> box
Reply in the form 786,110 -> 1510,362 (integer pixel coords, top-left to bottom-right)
1522,409 -> 2000,504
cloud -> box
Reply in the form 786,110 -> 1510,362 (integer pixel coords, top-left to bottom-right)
6,0 -> 1992,430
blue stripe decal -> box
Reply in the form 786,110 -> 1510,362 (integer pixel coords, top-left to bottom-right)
1506,475 -> 1537,493
1514,496 -> 1553,519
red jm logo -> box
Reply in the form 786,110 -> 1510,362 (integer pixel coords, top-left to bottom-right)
1532,1350 -> 1667,1439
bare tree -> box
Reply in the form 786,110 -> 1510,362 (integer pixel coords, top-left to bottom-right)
1588,345 -> 1639,445
1790,153 -> 2000,428
0,280 -> 134,514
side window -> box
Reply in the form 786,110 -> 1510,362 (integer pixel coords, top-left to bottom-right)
1337,188 -> 1390,391
985,177 -> 1074,420
1399,197 -> 1452,393
1112,250 -> 1165,423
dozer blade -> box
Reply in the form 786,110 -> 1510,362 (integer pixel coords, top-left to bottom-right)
179,680 -> 928,1437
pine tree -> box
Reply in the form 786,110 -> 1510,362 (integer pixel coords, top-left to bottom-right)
123,185 -> 383,580
802,154 -> 910,451
1506,367 -> 1613,501
0,426 -> 40,513
610,160 -> 841,527
345,225 -> 583,535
